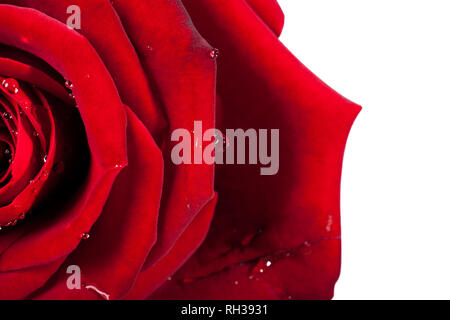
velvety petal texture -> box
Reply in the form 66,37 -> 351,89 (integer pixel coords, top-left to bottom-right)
0,0 -> 359,300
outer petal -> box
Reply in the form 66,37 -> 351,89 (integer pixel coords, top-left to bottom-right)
151,239 -> 340,300
29,106 -> 163,300
0,257 -> 64,300
245,0 -> 285,36
155,0 -> 361,299
126,195 -> 217,300
111,0 -> 216,268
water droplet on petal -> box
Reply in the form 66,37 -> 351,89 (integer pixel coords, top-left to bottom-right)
18,213 -> 25,220
209,48 -> 219,59
4,148 -> 10,155
43,155 -> 48,163
65,80 -> 73,89
250,258 -> 274,278
2,78 -> 19,94
33,131 -> 39,137
81,233 -> 90,239
69,93 -> 75,99
326,215 -> 333,232
234,281 -> 239,285
300,241 -> 313,255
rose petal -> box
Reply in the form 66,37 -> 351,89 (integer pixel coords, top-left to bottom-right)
245,0 -> 285,36
0,5 -> 127,272
28,106 -> 164,299
0,54 -> 72,104
6,0 -> 166,138
151,239 -> 340,300
0,83 -> 54,224
0,257 -> 64,300
125,194 -> 217,300
111,0 -> 216,268
154,0 -> 361,299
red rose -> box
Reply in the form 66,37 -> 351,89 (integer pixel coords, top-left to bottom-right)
0,0 -> 360,300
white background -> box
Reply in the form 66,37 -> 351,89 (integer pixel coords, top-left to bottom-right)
278,0 -> 450,299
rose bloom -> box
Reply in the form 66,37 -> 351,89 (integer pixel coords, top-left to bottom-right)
0,0 -> 360,300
